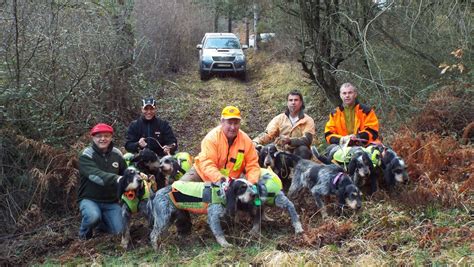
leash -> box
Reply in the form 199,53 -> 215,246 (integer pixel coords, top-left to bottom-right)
279,154 -> 290,179
145,137 -> 175,155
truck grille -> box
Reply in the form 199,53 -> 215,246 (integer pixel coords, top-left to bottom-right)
212,56 -> 235,61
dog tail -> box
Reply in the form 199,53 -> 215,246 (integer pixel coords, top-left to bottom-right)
311,145 -> 320,158
311,146 -> 332,165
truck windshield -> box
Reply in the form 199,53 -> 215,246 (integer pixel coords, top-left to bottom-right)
204,38 -> 240,49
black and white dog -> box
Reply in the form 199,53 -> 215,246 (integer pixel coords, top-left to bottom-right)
380,147 -> 409,190
130,148 -> 165,190
256,143 -> 293,180
117,168 -> 155,249
314,145 -> 376,195
159,154 -> 189,185
149,178 -> 257,249
283,152 -> 362,218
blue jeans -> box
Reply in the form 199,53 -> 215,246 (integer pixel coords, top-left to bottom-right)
79,199 -> 123,239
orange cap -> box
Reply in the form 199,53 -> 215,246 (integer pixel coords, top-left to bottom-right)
221,106 -> 241,120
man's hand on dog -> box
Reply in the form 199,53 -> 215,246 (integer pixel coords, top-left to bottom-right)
138,137 -> 147,148
275,135 -> 291,146
163,145 -> 171,155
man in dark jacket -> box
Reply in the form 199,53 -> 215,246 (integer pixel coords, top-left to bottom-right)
78,123 -> 127,239
125,97 -> 178,156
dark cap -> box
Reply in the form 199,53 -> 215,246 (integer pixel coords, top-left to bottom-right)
142,97 -> 156,108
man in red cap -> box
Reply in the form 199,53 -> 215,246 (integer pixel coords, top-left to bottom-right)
77,123 -> 127,239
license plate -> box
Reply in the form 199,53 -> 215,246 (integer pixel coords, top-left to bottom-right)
216,63 -> 231,67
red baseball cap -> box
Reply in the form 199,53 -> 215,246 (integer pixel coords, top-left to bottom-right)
90,123 -> 114,136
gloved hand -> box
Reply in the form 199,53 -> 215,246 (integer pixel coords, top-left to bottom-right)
139,172 -> 148,181
339,135 -> 354,145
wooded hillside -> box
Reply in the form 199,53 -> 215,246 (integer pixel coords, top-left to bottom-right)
0,0 -> 472,265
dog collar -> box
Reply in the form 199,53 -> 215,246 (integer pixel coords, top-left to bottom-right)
333,172 -> 344,185
124,190 -> 136,200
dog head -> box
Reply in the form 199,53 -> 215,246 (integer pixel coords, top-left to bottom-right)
344,184 -> 362,210
159,155 -> 182,183
132,148 -> 160,172
257,143 -> 279,168
224,178 -> 257,217
382,148 -> 408,185
348,148 -> 373,185
117,167 -> 144,199
337,175 -> 362,210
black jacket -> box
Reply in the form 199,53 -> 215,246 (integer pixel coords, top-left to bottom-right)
78,142 -> 127,203
125,116 -> 178,156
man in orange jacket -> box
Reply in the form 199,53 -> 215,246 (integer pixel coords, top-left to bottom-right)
180,105 -> 260,184
324,83 -> 380,146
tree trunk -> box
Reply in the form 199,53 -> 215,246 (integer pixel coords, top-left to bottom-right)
253,0 -> 258,50
227,13 -> 232,32
214,7 -> 219,32
12,0 -> 20,90
245,17 -> 249,46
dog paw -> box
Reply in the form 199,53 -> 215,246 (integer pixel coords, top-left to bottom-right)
216,236 -> 232,248
321,211 -> 329,220
121,240 -> 129,250
249,227 -> 261,237
294,222 -> 304,234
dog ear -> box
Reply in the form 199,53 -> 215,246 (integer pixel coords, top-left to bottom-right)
336,186 -> 346,209
225,180 -> 238,217
383,162 -> 394,186
348,157 -> 356,175
116,176 -> 126,199
170,160 -> 180,182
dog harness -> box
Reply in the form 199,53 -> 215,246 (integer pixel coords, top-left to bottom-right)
259,168 -> 283,205
365,146 -> 381,167
121,179 -> 153,213
331,146 -> 380,168
168,181 -> 224,214
123,152 -> 135,167
332,146 -> 353,164
174,152 -> 193,179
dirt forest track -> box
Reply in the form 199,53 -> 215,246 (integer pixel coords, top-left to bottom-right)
1,54 -> 473,266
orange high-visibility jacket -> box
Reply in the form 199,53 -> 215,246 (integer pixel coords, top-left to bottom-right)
253,110 -> 315,151
194,125 -> 260,184
324,102 -> 380,144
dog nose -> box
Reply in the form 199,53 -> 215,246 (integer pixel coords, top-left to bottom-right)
356,202 -> 362,209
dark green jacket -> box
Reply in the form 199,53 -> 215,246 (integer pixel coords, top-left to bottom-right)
78,142 -> 127,203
